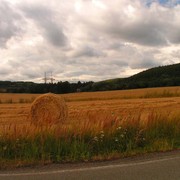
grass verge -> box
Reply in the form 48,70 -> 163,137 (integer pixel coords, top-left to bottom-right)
0,110 -> 180,169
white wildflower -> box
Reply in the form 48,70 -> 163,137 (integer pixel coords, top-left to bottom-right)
93,136 -> 98,142
115,138 -> 119,142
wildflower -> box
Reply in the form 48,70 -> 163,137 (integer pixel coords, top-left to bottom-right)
120,134 -> 124,138
93,136 -> 98,142
100,135 -> 104,139
3,146 -> 7,151
115,138 -> 119,142
100,133 -> 104,138
100,131 -> 104,139
117,126 -> 122,130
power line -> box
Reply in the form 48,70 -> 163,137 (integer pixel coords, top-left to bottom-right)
43,72 -> 55,84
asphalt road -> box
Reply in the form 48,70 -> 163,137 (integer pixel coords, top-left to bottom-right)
0,150 -> 180,180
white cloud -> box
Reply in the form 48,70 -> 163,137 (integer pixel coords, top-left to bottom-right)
0,0 -> 179,82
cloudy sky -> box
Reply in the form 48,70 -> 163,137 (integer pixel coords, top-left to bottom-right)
0,0 -> 180,82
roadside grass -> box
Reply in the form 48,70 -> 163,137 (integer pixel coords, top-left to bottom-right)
0,109 -> 179,169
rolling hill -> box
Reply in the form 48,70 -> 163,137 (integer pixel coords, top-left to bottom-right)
83,63 -> 180,91
0,63 -> 179,93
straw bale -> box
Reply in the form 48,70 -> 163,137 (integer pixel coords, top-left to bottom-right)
30,93 -> 68,125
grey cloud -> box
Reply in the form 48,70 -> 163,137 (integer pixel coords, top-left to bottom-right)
121,25 -> 167,46
0,66 -> 11,75
64,71 -> 86,78
21,4 -> 67,47
78,1 -> 179,47
0,0 -> 179,82
106,42 -> 126,50
130,59 -> 160,69
111,45 -> 163,69
108,59 -> 128,66
168,27 -> 180,44
171,50 -> 180,58
102,14 -> 168,47
21,69 -> 42,79
129,56 -> 161,69
71,45 -> 106,58
0,1 -> 23,47
87,64 -> 123,77
63,57 -> 127,79
44,23 -> 67,47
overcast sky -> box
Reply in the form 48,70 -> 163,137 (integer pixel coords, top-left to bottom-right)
0,0 -> 180,82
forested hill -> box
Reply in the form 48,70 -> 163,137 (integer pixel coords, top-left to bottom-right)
84,63 -> 180,91
130,63 -> 180,81
0,63 -> 179,93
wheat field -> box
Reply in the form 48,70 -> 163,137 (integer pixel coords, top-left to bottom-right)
0,86 -> 180,130
0,86 -> 180,166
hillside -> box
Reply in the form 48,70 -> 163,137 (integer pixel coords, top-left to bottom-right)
0,63 -> 179,93
84,63 -> 180,91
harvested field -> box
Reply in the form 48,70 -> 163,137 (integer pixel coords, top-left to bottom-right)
0,87 -> 180,166
0,87 -> 180,130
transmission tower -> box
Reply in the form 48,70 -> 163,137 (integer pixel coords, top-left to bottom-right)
50,72 -> 55,84
43,72 -> 55,84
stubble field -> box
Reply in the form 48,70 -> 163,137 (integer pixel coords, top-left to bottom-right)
0,86 -> 180,129
0,86 -> 180,167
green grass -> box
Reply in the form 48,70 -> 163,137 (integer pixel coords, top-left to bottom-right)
0,111 -> 180,168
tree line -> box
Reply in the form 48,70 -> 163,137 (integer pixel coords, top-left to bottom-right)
0,81 -> 93,94
0,63 -> 179,93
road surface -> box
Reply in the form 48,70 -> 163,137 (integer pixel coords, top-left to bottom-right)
0,150 -> 180,180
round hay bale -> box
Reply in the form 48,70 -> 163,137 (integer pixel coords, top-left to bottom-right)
30,93 -> 68,126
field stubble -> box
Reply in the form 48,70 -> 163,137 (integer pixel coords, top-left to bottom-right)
0,86 -> 180,131
0,87 -> 180,167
